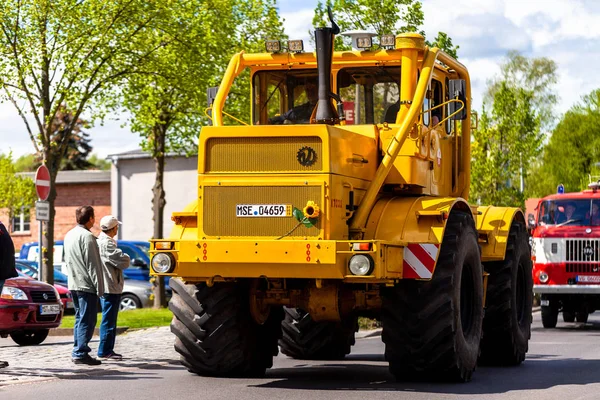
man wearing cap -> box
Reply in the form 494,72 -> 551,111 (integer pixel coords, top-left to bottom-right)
97,215 -> 130,360
64,205 -> 104,365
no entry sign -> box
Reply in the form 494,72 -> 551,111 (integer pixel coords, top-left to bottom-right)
35,165 -> 51,201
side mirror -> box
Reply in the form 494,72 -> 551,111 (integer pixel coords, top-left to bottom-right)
448,79 -> 467,121
527,213 -> 536,230
131,258 -> 147,268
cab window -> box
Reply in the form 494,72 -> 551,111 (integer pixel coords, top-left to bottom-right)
337,66 -> 400,124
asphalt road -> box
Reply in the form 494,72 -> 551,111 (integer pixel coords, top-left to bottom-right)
3,311 -> 600,400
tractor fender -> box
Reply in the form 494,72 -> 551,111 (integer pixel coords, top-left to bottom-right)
476,206 -> 525,262
364,195 -> 473,244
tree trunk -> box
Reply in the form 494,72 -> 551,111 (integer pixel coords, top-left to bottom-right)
40,155 -> 58,285
151,124 -> 167,308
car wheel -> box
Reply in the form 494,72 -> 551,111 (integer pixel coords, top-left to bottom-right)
120,294 -> 141,311
10,329 -> 50,346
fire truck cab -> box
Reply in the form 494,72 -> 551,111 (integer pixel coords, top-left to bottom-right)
531,182 -> 600,327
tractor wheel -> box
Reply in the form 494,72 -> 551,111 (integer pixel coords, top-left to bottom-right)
541,304 -> 558,328
480,221 -> 533,366
576,311 -> 589,323
381,211 -> 483,382
563,310 -> 575,323
168,278 -> 279,377
279,308 -> 357,360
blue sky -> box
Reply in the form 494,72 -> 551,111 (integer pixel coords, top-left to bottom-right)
1,0 -> 598,159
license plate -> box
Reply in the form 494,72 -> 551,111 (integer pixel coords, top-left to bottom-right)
40,304 -> 61,315
576,275 -> 600,283
236,204 -> 292,217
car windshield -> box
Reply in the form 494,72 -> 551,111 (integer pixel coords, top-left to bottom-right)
135,243 -> 150,260
538,199 -> 600,226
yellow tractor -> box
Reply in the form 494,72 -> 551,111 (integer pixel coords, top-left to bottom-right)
150,13 -> 533,382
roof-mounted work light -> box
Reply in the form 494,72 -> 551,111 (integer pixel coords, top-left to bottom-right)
380,34 -> 395,49
287,40 -> 304,52
265,40 -> 281,53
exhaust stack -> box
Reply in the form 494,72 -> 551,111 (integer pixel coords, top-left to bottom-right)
313,8 -> 343,125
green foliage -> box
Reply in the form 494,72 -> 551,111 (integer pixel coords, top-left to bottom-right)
485,51 -> 557,130
61,307 -> 172,329
471,83 -> 542,207
0,153 -> 37,221
87,154 -> 111,170
311,0 -> 457,57
14,154 -> 37,172
526,89 -> 600,197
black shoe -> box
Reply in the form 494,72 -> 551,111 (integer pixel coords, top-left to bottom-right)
0,360 -> 8,368
72,354 -> 102,366
98,352 -> 122,361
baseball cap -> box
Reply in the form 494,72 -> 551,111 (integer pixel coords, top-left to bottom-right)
100,215 -> 122,230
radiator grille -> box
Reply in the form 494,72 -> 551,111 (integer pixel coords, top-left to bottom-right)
566,239 -> 600,262
30,291 -> 57,303
566,263 -> 600,273
205,137 -> 323,172
203,186 -> 322,237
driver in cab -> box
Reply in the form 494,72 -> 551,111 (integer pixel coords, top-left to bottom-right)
556,201 -> 577,224
269,80 -> 318,125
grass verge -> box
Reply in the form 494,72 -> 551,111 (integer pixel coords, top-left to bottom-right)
60,307 -> 173,329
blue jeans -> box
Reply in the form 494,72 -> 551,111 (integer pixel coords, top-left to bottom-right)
71,291 -> 98,359
98,294 -> 121,357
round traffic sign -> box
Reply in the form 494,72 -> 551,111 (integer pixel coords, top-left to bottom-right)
35,165 -> 51,201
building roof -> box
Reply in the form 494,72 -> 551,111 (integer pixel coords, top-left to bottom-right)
107,148 -> 194,161
19,170 -> 110,184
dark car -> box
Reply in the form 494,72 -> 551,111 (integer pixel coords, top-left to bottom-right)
0,277 -> 63,345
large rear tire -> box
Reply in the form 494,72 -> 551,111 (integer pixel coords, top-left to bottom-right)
480,221 -> 533,365
563,310 -> 575,323
279,308 -> 357,360
381,211 -> 484,382
168,278 -> 280,377
576,311 -> 589,323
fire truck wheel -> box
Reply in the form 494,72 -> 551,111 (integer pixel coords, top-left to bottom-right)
168,278 -> 279,377
541,305 -> 558,328
480,221 -> 533,366
575,311 -> 589,323
562,310 -> 575,323
278,308 -> 357,360
382,211 -> 483,382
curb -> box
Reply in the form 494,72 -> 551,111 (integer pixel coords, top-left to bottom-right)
49,327 -> 129,337
357,327 -> 382,339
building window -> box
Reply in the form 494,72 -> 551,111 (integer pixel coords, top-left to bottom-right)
12,209 -> 30,233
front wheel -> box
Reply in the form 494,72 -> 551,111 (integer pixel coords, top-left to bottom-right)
382,211 -> 483,382
10,329 -> 50,346
541,305 -> 558,328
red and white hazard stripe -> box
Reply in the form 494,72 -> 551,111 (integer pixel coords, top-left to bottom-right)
403,243 -> 440,279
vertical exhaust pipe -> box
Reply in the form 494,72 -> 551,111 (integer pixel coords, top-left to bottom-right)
313,8 -> 343,125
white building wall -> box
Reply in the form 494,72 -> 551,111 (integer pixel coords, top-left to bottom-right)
111,156 -> 198,240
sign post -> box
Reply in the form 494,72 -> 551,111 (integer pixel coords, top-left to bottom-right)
35,165 -> 51,282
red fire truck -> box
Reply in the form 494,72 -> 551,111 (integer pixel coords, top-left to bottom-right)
531,183 -> 600,328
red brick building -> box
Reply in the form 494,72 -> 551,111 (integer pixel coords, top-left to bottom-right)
0,170 -> 111,251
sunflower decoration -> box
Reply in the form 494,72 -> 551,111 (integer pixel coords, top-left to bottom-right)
303,201 -> 320,219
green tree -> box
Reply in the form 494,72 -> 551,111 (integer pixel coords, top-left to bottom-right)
526,89 -> 600,196
485,51 -> 558,130
471,83 -> 542,207
0,0 -> 168,283
121,0 -> 285,306
0,153 -> 37,229
88,154 -> 111,170
311,0 -> 457,57
14,154 -> 37,172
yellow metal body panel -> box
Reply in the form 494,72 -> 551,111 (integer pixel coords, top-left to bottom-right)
477,205 -> 525,261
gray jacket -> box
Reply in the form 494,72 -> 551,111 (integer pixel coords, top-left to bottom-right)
64,225 -> 104,296
98,232 -> 130,294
